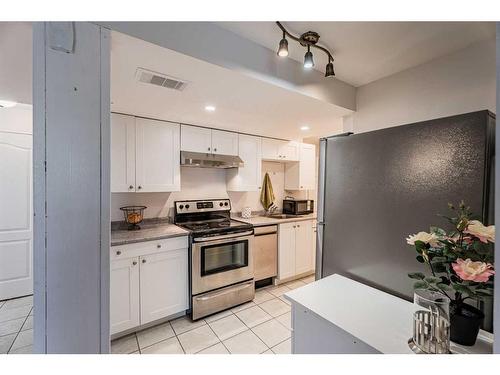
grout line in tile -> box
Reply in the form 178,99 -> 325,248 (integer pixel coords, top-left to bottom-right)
270,336 -> 291,352
7,310 -> 31,354
135,333 -> 141,354
175,333 -> 187,354
193,321 -> 223,354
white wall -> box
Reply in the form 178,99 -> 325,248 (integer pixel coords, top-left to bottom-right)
110,162 -> 306,221
348,39 -> 496,133
0,104 -> 32,134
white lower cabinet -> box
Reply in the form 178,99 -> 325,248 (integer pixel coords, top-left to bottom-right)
278,220 -> 315,281
110,257 -> 140,335
110,237 -> 188,335
140,249 -> 189,325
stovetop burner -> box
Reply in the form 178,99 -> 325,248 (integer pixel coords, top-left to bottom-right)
173,199 -> 253,236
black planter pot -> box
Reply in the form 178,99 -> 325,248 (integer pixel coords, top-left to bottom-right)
450,301 -> 484,346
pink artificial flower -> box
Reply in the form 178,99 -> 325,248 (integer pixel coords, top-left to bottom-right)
464,220 -> 495,243
452,258 -> 495,283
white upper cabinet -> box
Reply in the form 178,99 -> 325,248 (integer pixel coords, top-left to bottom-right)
262,138 -> 299,161
280,141 -> 300,161
180,125 -> 212,153
111,114 -> 180,193
135,118 -> 180,192
285,143 -> 316,190
181,125 -> 238,156
111,113 -> 136,192
226,134 -> 262,191
211,129 -> 238,156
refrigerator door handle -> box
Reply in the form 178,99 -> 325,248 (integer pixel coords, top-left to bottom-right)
315,222 -> 325,280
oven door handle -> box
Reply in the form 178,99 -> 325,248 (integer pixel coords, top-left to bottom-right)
193,230 -> 254,242
194,280 -> 254,301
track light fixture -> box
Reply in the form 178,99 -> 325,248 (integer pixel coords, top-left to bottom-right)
277,31 -> 289,57
276,21 -> 335,78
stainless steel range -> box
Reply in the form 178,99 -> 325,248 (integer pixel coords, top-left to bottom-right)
174,199 -> 255,320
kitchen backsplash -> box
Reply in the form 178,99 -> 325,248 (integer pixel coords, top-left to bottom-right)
110,161 -> 314,221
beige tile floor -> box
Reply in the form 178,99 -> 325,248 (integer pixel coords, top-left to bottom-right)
0,274 -> 315,355
112,275 -> 315,355
0,295 -> 34,354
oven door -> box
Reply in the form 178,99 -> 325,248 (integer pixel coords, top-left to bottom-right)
192,230 -> 254,295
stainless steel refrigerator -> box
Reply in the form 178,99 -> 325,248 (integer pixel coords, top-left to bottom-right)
316,110 -> 495,330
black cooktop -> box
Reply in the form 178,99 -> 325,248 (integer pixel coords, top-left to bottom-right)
177,218 -> 252,235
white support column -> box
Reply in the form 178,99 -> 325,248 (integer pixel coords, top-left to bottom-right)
33,22 -> 110,354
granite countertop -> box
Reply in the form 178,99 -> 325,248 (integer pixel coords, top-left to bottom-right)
111,219 -> 188,246
232,213 -> 317,227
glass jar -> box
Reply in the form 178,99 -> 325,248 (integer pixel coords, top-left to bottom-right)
410,289 -> 451,354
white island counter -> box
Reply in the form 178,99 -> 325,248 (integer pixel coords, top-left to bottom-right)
284,274 -> 493,354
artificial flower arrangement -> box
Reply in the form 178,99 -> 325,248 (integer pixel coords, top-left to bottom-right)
406,201 -> 495,345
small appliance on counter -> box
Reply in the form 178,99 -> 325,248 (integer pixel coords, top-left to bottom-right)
173,199 -> 255,320
282,198 -> 314,215
120,205 -> 147,230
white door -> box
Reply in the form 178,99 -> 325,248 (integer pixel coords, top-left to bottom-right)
262,138 -> 284,161
0,132 -> 33,300
140,249 -> 188,324
211,129 -> 238,156
135,118 -> 180,192
280,141 -> 300,161
299,143 -> 316,190
110,256 -> 140,334
226,134 -> 262,191
295,220 -> 314,275
110,113 -> 136,192
278,222 -> 296,280
180,124 -> 212,153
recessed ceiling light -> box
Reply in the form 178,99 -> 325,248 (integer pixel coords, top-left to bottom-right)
205,105 -> 216,112
0,100 -> 17,108
300,125 -> 310,131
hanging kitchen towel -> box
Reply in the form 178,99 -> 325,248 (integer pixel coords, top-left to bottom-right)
260,172 -> 275,210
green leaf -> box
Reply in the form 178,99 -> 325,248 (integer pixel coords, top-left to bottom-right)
416,255 -> 425,263
436,283 -> 453,291
413,281 -> 428,289
424,276 -> 441,284
475,289 -> 493,296
433,263 -> 447,273
414,241 -> 427,251
452,284 -> 473,295
431,257 -> 448,263
430,227 -> 446,237
408,272 -> 425,280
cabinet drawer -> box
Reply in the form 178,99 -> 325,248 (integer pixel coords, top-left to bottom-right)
111,236 -> 188,260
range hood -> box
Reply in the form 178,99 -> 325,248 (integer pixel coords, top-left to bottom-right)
180,151 -> 244,169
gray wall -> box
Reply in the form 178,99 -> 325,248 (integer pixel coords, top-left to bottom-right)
33,22 -> 110,353
348,39 -> 496,134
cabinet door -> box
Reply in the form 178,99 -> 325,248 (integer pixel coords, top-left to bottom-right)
211,129 -> 238,156
111,113 -> 136,192
0,132 -> 33,300
262,138 -> 284,160
278,222 -> 296,280
140,249 -> 189,324
295,220 -> 314,275
110,257 -> 140,335
135,118 -> 180,192
299,143 -> 316,190
180,124 -> 212,153
280,141 -> 300,161
226,134 -> 262,191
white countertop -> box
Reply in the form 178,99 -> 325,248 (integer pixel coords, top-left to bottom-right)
284,274 -> 493,354
232,213 -> 317,227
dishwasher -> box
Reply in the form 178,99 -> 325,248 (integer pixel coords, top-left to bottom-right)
253,225 -> 278,283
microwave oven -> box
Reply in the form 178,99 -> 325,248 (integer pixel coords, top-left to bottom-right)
282,199 -> 314,215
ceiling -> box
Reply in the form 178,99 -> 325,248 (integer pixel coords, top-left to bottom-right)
111,31 -> 351,140
217,22 -> 495,87
0,22 -> 32,104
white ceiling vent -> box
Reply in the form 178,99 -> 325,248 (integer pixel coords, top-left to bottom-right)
135,68 -> 187,91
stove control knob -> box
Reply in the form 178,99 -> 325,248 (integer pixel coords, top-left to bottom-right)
219,202 -> 224,207
185,204 -> 190,209
179,205 -> 184,210
224,202 -> 229,206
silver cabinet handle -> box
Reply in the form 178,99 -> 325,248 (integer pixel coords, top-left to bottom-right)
116,250 -> 121,255
297,224 -> 300,227
138,186 -> 142,190
129,185 -> 133,190
300,186 -> 304,189
132,261 -> 137,266
214,148 -> 217,152
157,244 -> 162,248
208,147 -> 211,151
142,259 -> 146,263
